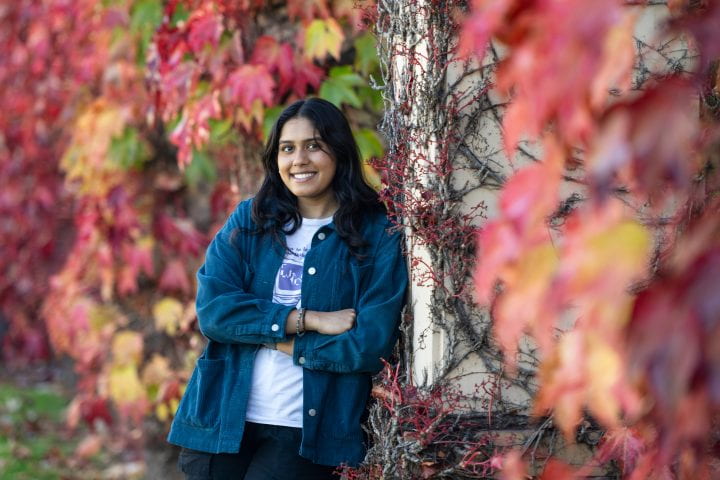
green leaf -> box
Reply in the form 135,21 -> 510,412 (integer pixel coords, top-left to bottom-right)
354,32 -> 379,76
263,106 -> 284,142
130,0 -> 163,64
354,128 -> 385,162
208,118 -> 234,144
319,66 -> 365,109
109,126 -> 149,170
358,85 -> 384,112
130,0 -> 163,33
185,149 -> 217,187
171,3 -> 190,26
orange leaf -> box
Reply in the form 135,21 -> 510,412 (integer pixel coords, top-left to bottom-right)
499,450 -> 528,480
74,433 -> 103,459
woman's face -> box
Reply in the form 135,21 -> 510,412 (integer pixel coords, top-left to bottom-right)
277,116 -> 337,217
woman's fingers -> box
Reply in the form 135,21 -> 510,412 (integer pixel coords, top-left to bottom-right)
309,309 -> 356,335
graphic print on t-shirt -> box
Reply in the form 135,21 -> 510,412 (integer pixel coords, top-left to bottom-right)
273,245 -> 309,306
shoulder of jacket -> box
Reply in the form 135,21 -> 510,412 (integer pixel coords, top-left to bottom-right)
229,197 -> 255,224
363,211 -> 402,246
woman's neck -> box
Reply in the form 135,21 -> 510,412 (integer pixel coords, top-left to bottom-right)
298,197 -> 338,219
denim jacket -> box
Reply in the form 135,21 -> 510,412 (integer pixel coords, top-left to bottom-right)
167,198 -> 408,467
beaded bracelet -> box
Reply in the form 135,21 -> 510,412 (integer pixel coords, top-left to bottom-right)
296,307 -> 306,337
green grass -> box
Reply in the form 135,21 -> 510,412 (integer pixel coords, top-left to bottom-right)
0,382 -> 75,480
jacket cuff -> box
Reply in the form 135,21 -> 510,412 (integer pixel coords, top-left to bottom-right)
293,333 -> 314,368
234,303 -> 293,341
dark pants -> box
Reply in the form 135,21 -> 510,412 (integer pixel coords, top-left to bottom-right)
177,422 -> 338,480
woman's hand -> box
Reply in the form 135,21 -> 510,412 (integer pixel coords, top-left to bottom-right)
305,309 -> 356,335
276,309 -> 355,357
276,337 -> 294,355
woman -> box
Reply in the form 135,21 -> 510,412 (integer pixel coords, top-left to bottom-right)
168,98 -> 408,479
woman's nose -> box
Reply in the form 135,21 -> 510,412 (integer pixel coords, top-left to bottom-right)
292,149 -> 309,165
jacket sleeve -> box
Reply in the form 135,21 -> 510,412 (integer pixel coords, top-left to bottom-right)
292,225 -> 408,374
195,202 -> 294,345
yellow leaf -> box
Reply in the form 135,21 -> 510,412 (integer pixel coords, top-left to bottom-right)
362,162 -> 382,191
495,242 -> 559,360
304,18 -> 345,61
572,220 -> 651,290
60,98 -> 130,196
507,242 -> 558,289
89,304 -> 123,332
234,98 -> 265,133
535,331 -> 586,438
112,330 -> 143,366
586,335 -> 622,426
155,403 -> 169,422
153,297 -> 184,336
109,364 -> 145,406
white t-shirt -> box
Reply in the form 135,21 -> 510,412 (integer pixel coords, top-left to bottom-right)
245,216 -> 332,427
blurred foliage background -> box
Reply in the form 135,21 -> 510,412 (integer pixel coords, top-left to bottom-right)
0,0 -> 384,476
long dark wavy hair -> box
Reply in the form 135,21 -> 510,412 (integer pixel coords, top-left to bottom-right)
251,98 -> 385,255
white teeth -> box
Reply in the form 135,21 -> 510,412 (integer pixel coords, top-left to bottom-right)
293,173 -> 315,179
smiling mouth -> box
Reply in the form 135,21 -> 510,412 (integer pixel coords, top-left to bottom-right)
291,172 -> 316,181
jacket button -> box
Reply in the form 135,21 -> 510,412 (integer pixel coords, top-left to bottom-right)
308,408 -> 317,416
308,267 -> 317,275
317,232 -> 326,240
271,324 -> 279,332
298,356 -> 306,365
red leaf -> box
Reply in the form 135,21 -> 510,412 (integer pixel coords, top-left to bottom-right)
155,214 -> 207,256
159,260 -> 192,294
332,0 -> 371,33
539,459 -> 577,480
291,56 -> 325,97
169,92 -> 222,167
462,0 -> 636,151
589,80 -> 699,199
596,427 -> 646,475
67,394 -> 113,430
459,0 -> 515,57
286,0 -> 331,21
117,265 -> 139,296
186,5 -> 224,54
250,36 -> 295,95
153,23 -> 188,70
225,64 -> 276,112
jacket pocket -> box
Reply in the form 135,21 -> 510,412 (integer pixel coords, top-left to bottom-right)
180,357 -> 225,429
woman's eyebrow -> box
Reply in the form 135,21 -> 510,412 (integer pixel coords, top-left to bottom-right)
278,138 -> 319,144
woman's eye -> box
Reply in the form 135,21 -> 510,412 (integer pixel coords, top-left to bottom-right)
280,145 -> 294,153
307,143 -> 319,150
